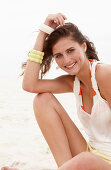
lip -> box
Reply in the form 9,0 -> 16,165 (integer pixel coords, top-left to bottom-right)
65,63 -> 75,67
65,62 -> 77,70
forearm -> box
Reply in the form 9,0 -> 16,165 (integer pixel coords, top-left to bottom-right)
22,31 -> 47,92
33,30 -> 47,51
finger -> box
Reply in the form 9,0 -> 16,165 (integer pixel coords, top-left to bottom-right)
58,13 -> 67,20
61,14 -> 67,20
57,16 -> 63,26
58,16 -> 65,26
54,18 -> 59,25
60,15 -> 66,25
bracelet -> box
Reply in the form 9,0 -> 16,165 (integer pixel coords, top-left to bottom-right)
28,57 -> 42,64
28,49 -> 44,64
29,49 -> 44,57
28,53 -> 43,60
38,23 -> 54,34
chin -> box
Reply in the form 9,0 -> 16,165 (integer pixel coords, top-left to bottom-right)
70,73 -> 75,75
68,68 -> 79,75
69,72 -> 77,76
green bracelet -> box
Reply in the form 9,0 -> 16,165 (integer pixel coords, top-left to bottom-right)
29,49 -> 44,57
28,57 -> 42,64
28,53 -> 43,60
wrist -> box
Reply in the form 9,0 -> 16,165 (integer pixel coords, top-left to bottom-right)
38,23 -> 54,35
44,18 -> 51,26
38,30 -> 48,37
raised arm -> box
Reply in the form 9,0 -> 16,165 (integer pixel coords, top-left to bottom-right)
22,13 -> 75,94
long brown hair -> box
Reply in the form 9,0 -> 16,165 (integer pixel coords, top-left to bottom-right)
21,22 -> 99,79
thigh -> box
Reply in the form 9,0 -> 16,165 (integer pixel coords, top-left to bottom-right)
50,93 -> 87,156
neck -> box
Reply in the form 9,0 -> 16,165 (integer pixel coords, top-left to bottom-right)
76,58 -> 92,90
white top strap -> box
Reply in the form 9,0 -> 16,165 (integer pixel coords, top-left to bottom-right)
73,76 -> 80,95
91,60 -> 102,96
91,60 -> 101,79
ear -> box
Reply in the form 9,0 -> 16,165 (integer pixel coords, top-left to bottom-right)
81,42 -> 87,52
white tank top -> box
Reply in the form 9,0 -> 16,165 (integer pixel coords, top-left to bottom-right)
73,59 -> 111,156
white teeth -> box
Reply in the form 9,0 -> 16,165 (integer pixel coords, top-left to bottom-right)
66,63 -> 75,68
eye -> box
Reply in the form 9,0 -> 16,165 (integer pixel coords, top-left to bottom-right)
55,54 -> 62,58
68,49 -> 74,53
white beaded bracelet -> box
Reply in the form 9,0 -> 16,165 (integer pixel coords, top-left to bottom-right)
38,23 -> 54,34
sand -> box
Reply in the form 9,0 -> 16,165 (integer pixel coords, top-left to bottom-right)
0,76 -> 87,170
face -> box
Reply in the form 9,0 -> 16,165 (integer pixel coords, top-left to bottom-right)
52,36 -> 87,75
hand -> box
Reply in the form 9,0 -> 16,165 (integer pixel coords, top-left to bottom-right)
44,13 -> 67,29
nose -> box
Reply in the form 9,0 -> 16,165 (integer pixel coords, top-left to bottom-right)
64,53 -> 68,60
63,53 -> 71,65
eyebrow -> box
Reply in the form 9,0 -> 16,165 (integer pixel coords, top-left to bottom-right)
53,47 -> 74,57
53,52 -> 61,57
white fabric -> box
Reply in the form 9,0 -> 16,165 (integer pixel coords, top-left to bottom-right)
73,59 -> 111,156
38,24 -> 54,34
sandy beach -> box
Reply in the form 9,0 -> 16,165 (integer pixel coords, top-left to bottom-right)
0,76 -> 88,170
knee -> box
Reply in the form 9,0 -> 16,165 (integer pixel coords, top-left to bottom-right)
74,152 -> 97,170
33,92 -> 54,112
62,152 -> 96,170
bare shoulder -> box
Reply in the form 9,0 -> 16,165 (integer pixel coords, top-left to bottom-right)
96,63 -> 111,83
96,62 -> 111,108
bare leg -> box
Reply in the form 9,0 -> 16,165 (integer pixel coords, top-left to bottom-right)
58,152 -> 111,170
33,93 -> 87,167
1,167 -> 18,170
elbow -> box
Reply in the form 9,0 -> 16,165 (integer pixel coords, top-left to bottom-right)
22,82 -> 35,93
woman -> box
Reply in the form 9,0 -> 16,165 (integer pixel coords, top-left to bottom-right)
2,13 -> 111,170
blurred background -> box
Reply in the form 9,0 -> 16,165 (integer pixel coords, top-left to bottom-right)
0,0 -> 111,78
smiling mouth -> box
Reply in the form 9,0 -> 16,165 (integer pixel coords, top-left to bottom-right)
65,62 -> 77,69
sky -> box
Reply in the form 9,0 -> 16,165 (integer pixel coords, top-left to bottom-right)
0,0 -> 111,78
